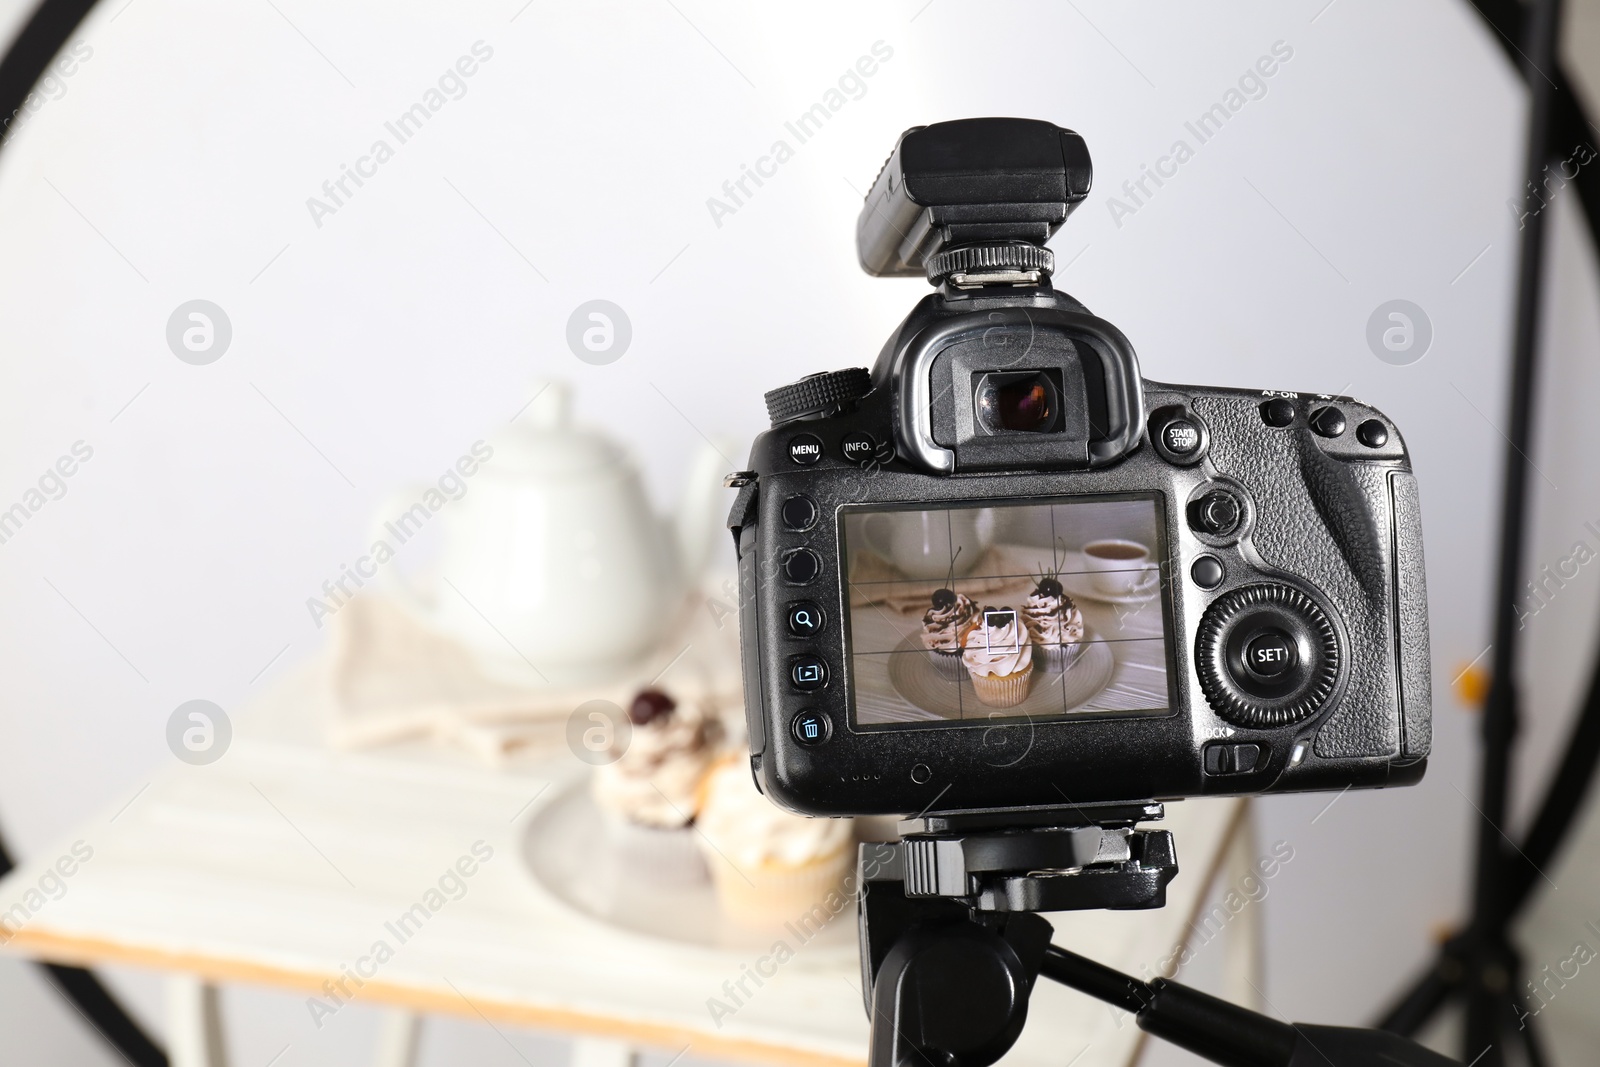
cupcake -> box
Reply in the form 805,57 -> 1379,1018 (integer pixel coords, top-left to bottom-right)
921,587 -> 977,680
695,755 -> 855,929
592,688 -> 722,882
1021,577 -> 1086,672
961,608 -> 1035,708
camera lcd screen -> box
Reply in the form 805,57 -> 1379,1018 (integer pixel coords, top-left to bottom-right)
839,495 -> 1174,728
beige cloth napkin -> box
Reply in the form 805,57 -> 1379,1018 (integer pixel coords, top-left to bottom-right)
323,583 -> 746,764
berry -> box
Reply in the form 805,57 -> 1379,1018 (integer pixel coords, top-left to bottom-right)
1036,577 -> 1063,598
931,588 -> 957,610
629,688 -> 676,726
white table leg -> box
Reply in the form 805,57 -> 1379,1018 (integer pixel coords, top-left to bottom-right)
1219,800 -> 1264,1012
373,1008 -> 421,1067
166,974 -> 230,1067
570,1036 -> 637,1067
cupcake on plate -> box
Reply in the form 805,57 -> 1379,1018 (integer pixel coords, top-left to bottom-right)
591,688 -> 722,882
1021,576 -> 1086,672
695,755 -> 855,928
962,607 -> 1035,708
921,587 -> 977,680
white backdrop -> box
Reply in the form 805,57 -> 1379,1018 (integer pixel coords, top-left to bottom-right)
0,0 -> 1597,1063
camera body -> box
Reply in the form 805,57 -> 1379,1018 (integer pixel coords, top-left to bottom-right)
728,119 -> 1430,818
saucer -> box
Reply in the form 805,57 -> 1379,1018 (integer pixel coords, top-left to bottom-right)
1059,564 -> 1160,605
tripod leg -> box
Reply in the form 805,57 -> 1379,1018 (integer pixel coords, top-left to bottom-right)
1219,802 -> 1263,1012
1375,956 -> 1456,1035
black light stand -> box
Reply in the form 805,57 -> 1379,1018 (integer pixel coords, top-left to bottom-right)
859,808 -> 1459,1067
1378,0 -> 1587,1062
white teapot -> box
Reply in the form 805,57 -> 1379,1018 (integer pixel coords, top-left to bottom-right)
379,382 -> 729,685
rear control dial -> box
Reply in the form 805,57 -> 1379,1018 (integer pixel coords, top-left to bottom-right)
1195,584 -> 1340,728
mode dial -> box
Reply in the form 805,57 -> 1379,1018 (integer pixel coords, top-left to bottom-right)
764,369 -> 872,427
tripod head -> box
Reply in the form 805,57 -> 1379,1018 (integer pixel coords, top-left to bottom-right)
858,812 -> 1458,1067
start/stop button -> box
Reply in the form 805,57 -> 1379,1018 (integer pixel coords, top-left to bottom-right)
1148,405 -> 1209,466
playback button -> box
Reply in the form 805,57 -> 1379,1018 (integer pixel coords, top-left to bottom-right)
789,655 -> 828,691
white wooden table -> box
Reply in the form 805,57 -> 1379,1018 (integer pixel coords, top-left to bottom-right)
0,666 -> 1251,1067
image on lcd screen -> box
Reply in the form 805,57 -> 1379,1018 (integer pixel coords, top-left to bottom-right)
841,496 -> 1172,727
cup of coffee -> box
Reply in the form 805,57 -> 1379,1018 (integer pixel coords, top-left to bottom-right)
1081,539 -> 1154,596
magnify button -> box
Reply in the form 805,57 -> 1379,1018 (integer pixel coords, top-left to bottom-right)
787,601 -> 825,637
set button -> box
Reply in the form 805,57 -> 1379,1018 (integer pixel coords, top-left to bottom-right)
781,548 -> 821,584
1243,629 -> 1298,679
787,434 -> 824,465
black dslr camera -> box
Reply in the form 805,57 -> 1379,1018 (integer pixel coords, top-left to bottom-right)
727,117 -> 1431,820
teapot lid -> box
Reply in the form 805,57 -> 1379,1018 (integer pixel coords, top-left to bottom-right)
489,381 -> 629,476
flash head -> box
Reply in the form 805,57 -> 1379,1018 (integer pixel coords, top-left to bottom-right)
855,117 -> 1093,283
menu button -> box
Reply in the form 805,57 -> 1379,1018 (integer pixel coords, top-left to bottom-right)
788,434 -> 824,465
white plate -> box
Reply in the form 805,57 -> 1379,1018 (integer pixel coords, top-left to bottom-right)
522,779 -> 856,954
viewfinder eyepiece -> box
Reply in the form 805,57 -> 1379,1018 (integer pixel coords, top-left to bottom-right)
975,371 -> 1063,435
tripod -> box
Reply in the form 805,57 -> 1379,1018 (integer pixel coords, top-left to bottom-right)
859,806 -> 1458,1067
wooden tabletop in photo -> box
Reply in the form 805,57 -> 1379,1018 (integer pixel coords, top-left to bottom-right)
0,667 -> 1247,1067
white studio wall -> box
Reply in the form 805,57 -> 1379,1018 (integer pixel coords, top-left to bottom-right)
1,1 -> 1597,1064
